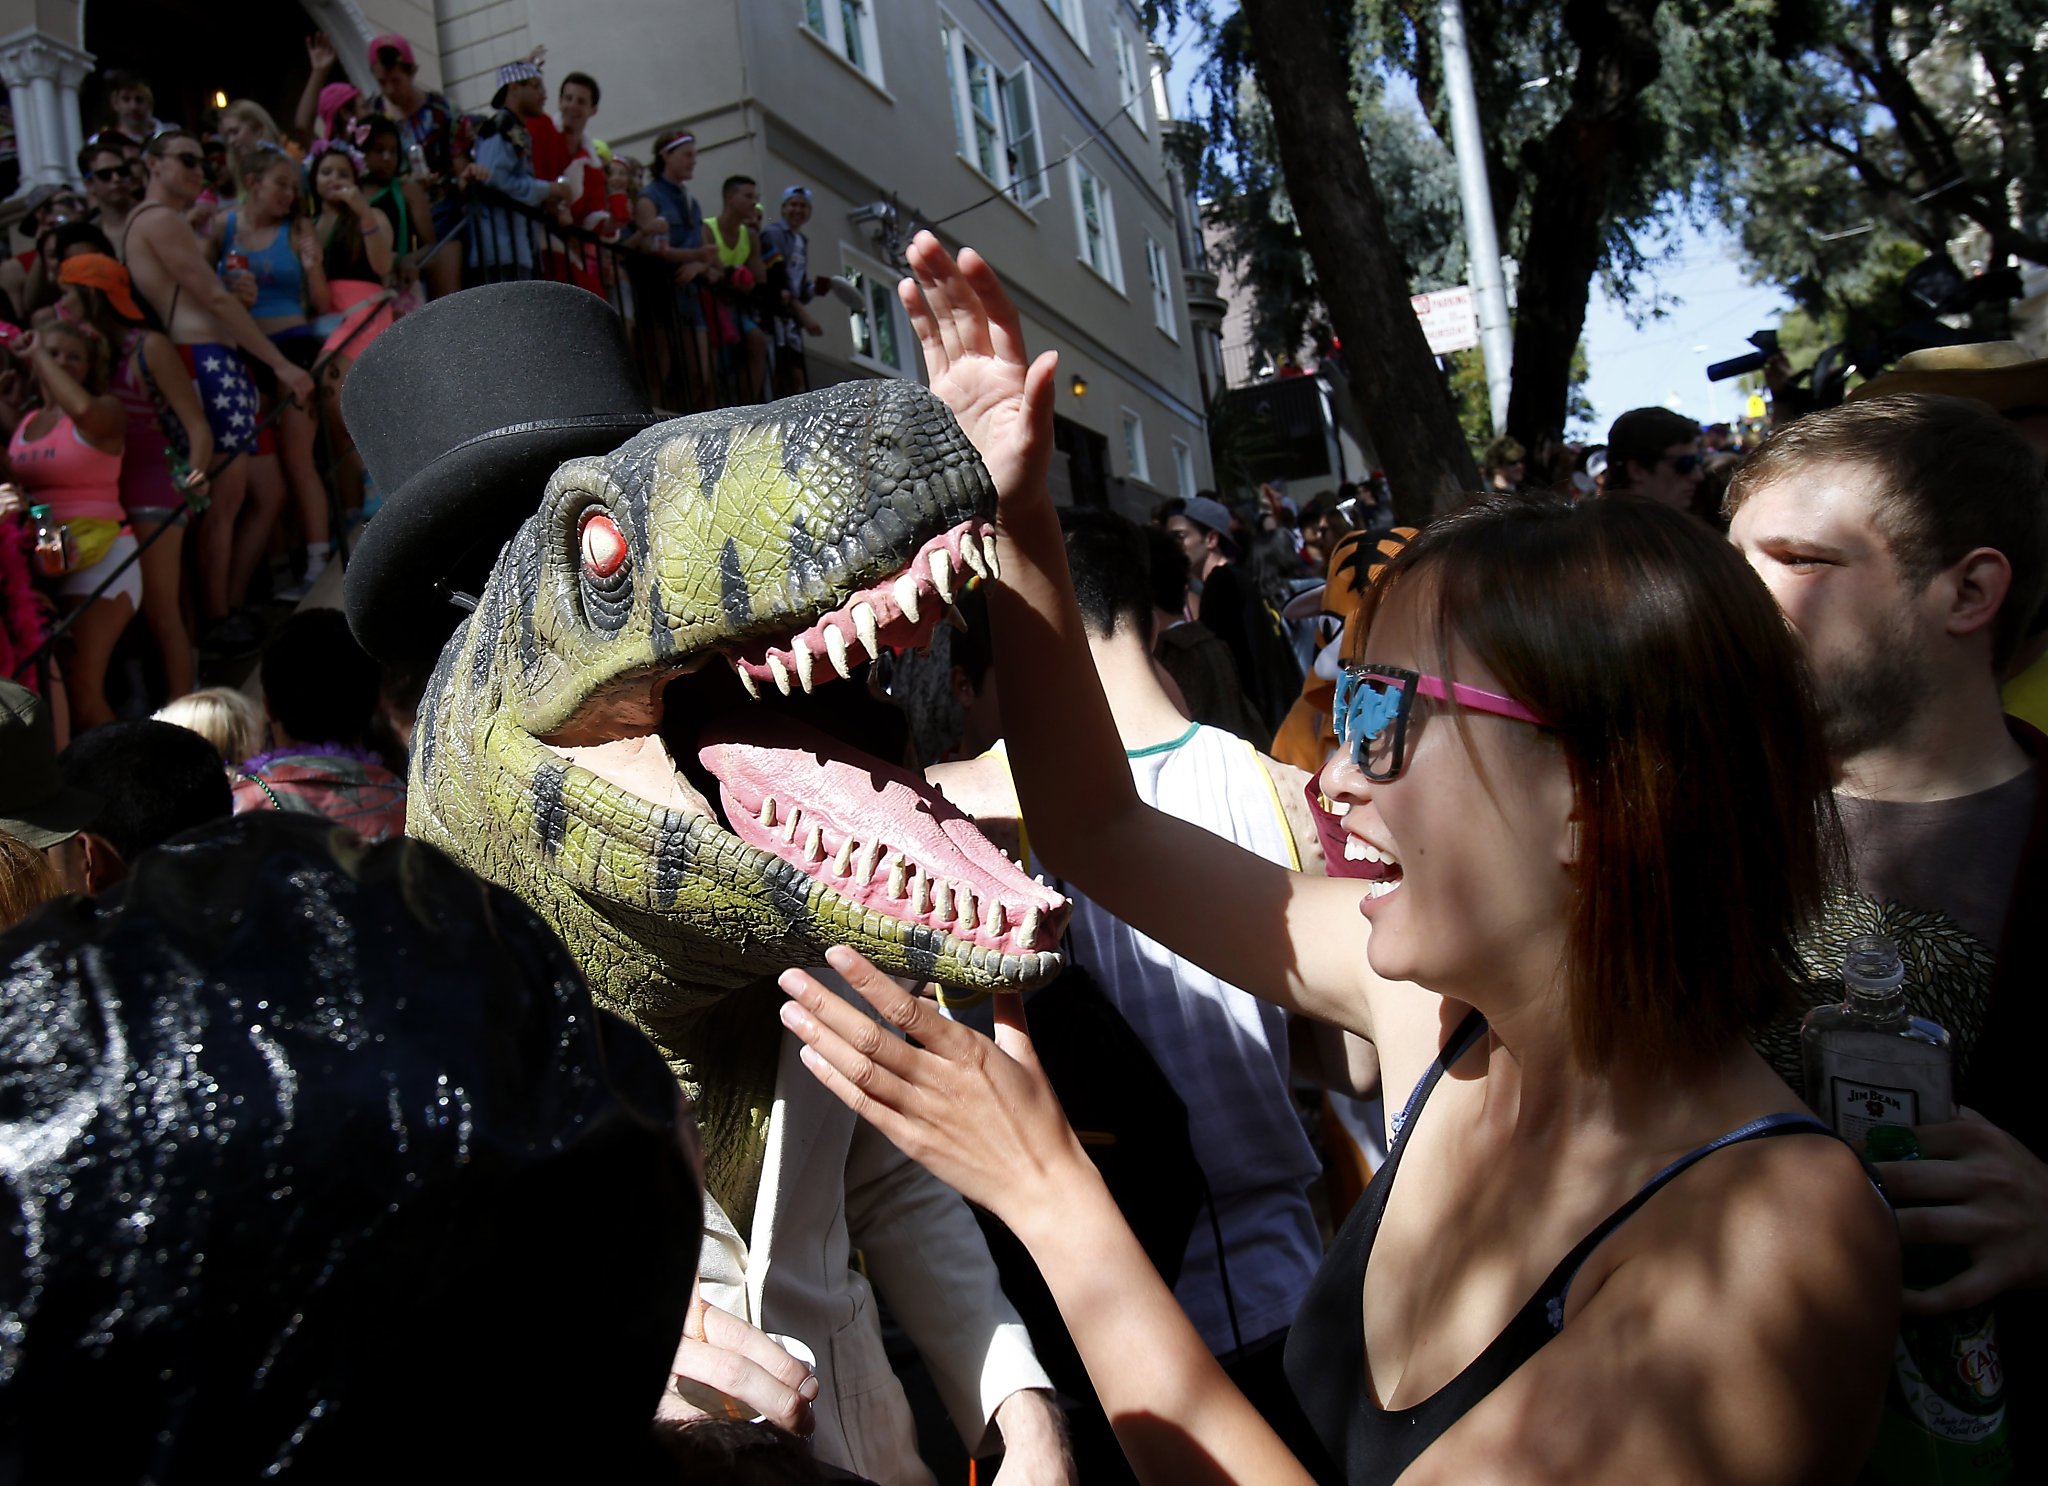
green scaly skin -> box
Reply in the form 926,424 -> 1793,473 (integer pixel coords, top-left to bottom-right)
408,381 -> 1061,1226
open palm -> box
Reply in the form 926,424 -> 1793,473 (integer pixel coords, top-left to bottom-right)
897,233 -> 1058,509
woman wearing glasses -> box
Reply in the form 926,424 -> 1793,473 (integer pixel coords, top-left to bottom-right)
774,237 -> 1898,1484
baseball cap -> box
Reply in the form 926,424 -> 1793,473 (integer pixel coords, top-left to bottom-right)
368,34 -> 416,70
0,680 -> 102,850
58,254 -> 143,322
782,185 -> 812,202
1178,493 -> 1234,539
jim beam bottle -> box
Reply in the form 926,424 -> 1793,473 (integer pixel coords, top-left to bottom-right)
1800,935 -> 1952,1153
1864,1123 -> 2013,1485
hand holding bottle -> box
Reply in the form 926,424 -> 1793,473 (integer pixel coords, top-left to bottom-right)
1876,1108 -> 2048,1316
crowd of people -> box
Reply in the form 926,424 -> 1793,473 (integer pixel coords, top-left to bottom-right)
0,35 -> 2043,1486
0,35 -> 828,759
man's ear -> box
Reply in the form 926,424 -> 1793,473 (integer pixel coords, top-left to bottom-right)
79,830 -> 128,893
1942,546 -> 2013,645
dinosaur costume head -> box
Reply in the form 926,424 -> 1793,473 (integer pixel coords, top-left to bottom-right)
345,284 -> 1067,1217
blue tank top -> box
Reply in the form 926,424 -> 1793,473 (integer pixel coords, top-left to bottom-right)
1283,1011 -> 1840,1484
640,176 -> 702,252
221,211 -> 304,321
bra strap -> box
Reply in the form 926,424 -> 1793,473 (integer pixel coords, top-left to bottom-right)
1542,1112 -> 1838,1328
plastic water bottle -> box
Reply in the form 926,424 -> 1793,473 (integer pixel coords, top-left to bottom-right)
1864,1123 -> 2013,1484
1801,935 -> 1952,1152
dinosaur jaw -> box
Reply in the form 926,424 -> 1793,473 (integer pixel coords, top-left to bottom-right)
529,516 -> 1069,986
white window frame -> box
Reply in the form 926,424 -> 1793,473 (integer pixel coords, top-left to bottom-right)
1171,437 -> 1196,501
940,16 -> 1048,207
841,245 -> 911,375
803,0 -> 885,88
1121,408 -> 1150,485
1043,0 -> 1090,56
1144,234 -> 1177,339
1070,158 -> 1124,291
1110,24 -> 1147,134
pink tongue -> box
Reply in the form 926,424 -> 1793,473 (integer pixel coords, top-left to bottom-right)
699,713 -> 1065,951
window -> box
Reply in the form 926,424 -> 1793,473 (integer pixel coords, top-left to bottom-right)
1110,25 -> 1147,133
1144,234 -> 1176,337
1122,410 -> 1149,484
1044,0 -> 1089,54
942,19 -> 1047,206
1071,159 -> 1123,289
1171,438 -> 1196,501
805,0 -> 884,86
843,250 -> 908,374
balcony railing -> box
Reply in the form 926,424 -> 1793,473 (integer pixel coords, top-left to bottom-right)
458,185 -> 763,414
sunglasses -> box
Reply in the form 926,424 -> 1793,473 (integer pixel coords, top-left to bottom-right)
1661,452 -> 1703,476
1332,663 -> 1547,782
88,167 -> 128,182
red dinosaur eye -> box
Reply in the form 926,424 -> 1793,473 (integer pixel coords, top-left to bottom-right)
581,513 -> 627,579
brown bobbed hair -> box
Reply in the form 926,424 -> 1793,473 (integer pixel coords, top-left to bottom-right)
1723,393 -> 2048,670
1359,494 -> 1839,1075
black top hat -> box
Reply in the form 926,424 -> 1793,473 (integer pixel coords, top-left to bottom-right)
342,282 -> 667,666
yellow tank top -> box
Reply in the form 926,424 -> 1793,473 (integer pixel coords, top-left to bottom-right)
706,217 -> 751,270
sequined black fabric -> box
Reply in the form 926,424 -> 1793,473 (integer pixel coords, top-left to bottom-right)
0,814 -> 699,1481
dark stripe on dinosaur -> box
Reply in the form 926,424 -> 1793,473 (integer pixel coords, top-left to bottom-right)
515,533 -> 543,676
653,818 -> 695,904
903,926 -> 939,980
694,426 -> 732,504
766,860 -> 814,935
415,643 -> 454,781
718,537 -> 751,628
649,578 -> 677,659
469,575 -> 505,691
533,761 -> 569,857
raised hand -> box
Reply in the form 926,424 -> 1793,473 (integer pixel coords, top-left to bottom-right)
897,232 -> 1058,509
306,32 -> 337,73
777,945 -> 1085,1226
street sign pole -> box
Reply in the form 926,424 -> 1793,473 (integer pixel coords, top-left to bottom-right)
1437,0 -> 1514,433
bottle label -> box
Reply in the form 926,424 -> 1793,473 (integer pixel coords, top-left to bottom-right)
1893,1319 -> 2006,1443
1829,1075 -> 1918,1149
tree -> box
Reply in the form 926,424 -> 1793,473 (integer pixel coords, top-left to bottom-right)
1194,0 -> 1483,516
1717,0 -> 2046,323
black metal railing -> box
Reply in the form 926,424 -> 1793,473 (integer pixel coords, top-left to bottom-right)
458,185 -> 774,413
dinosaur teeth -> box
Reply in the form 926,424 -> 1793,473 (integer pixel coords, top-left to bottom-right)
1021,906 -> 1040,943
959,536 -> 988,580
888,854 -> 908,898
912,871 -> 932,916
768,654 -> 793,697
892,573 -> 921,625
783,808 -> 800,844
988,901 -> 1006,937
933,879 -> 954,922
958,890 -> 978,933
825,623 -> 853,679
982,535 -> 1000,580
929,548 -> 955,605
945,604 -> 969,633
804,824 -> 824,863
833,837 -> 855,875
857,842 -> 880,884
735,660 -> 761,699
853,602 -> 880,659
792,635 -> 815,693
759,796 -> 777,828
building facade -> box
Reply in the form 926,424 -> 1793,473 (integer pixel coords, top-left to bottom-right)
433,0 -> 1216,519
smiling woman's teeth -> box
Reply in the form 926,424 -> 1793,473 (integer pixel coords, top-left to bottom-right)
1363,878 -> 1399,899
1342,838 -> 1395,865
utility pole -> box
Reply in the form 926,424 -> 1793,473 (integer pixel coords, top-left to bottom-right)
1436,0 -> 1513,433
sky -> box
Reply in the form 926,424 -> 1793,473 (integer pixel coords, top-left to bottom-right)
1155,25 -> 1790,442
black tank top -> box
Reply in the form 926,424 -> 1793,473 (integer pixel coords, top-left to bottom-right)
1284,1011 -> 1836,1485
